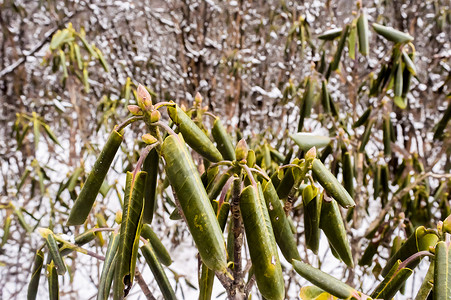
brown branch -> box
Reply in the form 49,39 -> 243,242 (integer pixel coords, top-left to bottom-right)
0,11 -> 79,78
135,270 -> 156,300
364,172 -> 451,236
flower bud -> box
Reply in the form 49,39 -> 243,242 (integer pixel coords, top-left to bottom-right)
194,92 -> 202,104
115,210 -> 122,224
235,139 -> 248,161
246,150 -> 256,167
127,105 -> 143,116
137,84 -> 152,109
150,110 -> 161,123
444,213 -> 451,234
305,147 -> 317,161
142,133 -> 158,145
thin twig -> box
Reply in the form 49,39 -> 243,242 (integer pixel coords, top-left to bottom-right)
365,172 -> 451,236
135,270 -> 157,300
115,116 -> 144,132
0,11 -> 80,78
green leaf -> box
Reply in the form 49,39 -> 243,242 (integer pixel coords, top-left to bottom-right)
320,80 -> 331,114
161,134 -> 227,273
199,262 -> 215,300
372,23 -> 414,44
312,159 -> 355,208
330,25 -> 350,72
240,184 -> 285,300
14,206 -> 32,233
141,241 -> 177,300
76,32 -> 97,57
290,133 -> 331,151
434,241 -> 451,300
93,45 -> 109,72
67,129 -> 123,225
357,12 -> 369,56
113,171 -> 146,299
414,261 -> 434,300
348,22 -> 357,60
353,107 -> 372,128
382,226 -> 438,277
1,215 -> 11,248
299,286 -> 337,300
47,261 -> 59,300
142,148 -> 159,224
358,118 -> 375,152
319,199 -> 354,267
97,232 -> 120,300
32,112 -> 40,151
168,105 -> 223,162
140,224 -> 172,266
303,188 -> 321,254
40,122 -> 62,147
371,260 -> 413,299
317,28 -> 342,40
27,249 -> 44,300
402,51 -> 416,75
262,180 -> 301,261
74,43 -> 83,70
50,29 -> 71,50
59,50 -> 68,79
292,259 -> 358,299
433,98 -> 451,141
342,151 -> 354,198
38,228 -> 66,275
211,117 -> 236,161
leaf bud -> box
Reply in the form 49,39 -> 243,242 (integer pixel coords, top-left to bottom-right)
246,150 -> 256,167
115,210 -> 122,224
305,147 -> 317,161
142,134 -> 158,145
235,139 -> 248,161
150,110 -> 161,123
137,84 -> 152,109
127,105 -> 143,116
194,92 -> 203,104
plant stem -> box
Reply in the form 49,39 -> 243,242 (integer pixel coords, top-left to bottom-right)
116,116 -> 144,132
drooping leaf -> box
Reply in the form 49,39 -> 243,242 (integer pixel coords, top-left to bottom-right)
168,105 -> 223,162
47,261 -> 59,300
140,224 -> 172,266
67,129 -> 123,225
357,12 -> 369,55
161,134 -> 227,272
141,241 -> 177,300
113,171 -> 146,299
414,261 -> 434,300
319,199 -> 354,267
303,187 -> 322,254
312,159 -> 355,208
434,241 -> 451,300
97,232 -> 120,300
318,28 -> 342,40
27,249 -> 44,300
290,133 -> 331,151
292,259 -> 359,299
211,117 -> 236,161
372,23 -> 414,44
38,228 -> 66,275
142,148 -> 159,224
381,226 -> 438,277
240,184 -> 285,300
262,180 -> 301,261
329,25 -> 350,72
371,260 -> 413,299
